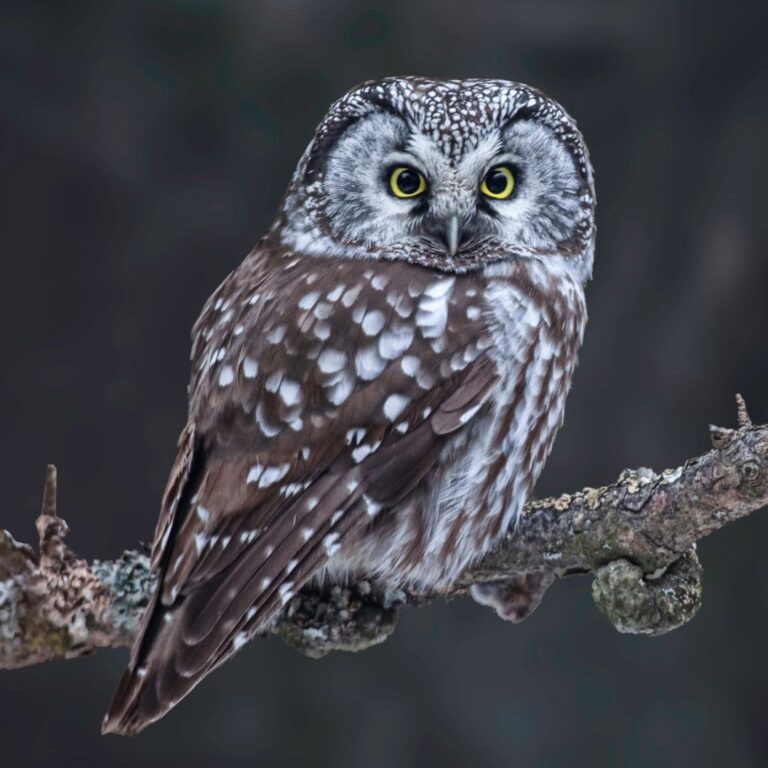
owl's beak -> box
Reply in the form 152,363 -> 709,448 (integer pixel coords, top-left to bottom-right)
445,215 -> 461,257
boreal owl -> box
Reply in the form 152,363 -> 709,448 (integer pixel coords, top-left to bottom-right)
103,76 -> 595,735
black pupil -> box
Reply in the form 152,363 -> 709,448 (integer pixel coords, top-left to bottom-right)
396,169 -> 420,194
485,168 -> 510,194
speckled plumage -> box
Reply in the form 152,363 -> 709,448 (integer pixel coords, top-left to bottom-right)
104,77 -> 595,735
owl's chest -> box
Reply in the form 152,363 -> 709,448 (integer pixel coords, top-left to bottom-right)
418,265 -> 586,575
340,263 -> 586,589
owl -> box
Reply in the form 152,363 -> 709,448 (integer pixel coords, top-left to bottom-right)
103,77 -> 595,735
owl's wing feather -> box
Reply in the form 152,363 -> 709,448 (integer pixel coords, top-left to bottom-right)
103,254 -> 496,735
104,357 -> 495,735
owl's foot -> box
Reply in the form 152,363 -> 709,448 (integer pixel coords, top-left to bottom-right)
469,572 -> 555,623
277,581 -> 400,658
591,547 -> 703,635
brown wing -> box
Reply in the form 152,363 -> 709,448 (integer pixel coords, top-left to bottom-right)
103,245 -> 494,735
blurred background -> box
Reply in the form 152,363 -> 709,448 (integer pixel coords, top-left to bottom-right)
1,0 -> 766,766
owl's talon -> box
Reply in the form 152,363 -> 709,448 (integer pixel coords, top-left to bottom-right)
278,582 -> 399,658
470,572 -> 555,623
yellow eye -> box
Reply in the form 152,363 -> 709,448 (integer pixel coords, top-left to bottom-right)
480,165 -> 516,200
389,166 -> 427,198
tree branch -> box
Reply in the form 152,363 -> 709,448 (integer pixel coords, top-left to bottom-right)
1,398 -> 766,668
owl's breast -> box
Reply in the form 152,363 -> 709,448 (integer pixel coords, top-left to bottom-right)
404,258 -> 587,585
464,257 -> 587,528
328,257 -> 586,590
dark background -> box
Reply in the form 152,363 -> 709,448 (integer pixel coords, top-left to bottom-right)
1,1 -> 767,766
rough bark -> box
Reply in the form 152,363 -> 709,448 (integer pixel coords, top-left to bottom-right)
1,398 -> 765,668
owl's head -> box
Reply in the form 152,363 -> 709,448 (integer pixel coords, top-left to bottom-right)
275,77 -> 595,281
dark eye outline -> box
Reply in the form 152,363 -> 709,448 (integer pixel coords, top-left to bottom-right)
388,166 -> 428,199
480,165 -> 516,200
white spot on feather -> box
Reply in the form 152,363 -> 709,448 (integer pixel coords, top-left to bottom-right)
218,365 -> 234,387
327,284 -> 345,301
379,325 -> 414,359
313,321 -> 331,340
288,416 -> 304,431
341,284 -> 362,307
279,379 -> 302,406
256,403 -> 282,437
355,346 -> 386,381
363,495 -> 381,517
416,279 -> 454,339
323,532 -> 341,556
424,277 -> 455,299
450,353 -> 468,372
233,632 -> 248,650
371,274 -> 389,290
361,310 -> 386,336
313,302 -> 333,320
266,325 -> 286,345
400,355 -> 421,376
383,394 -> 410,421
345,427 -> 366,445
351,442 -> 380,463
279,582 -> 295,605
242,357 -> 258,378
258,463 -> 291,488
318,348 -> 347,373
327,372 -> 354,405
459,403 -> 483,424
299,291 -> 320,310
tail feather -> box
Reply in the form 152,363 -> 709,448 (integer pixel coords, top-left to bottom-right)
102,581 -> 233,735
101,563 -> 280,735
102,449 -> 369,735
102,595 -> 183,736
